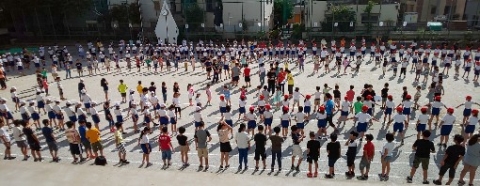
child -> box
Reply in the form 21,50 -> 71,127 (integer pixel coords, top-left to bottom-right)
253,125 -> 267,170
176,127 -> 189,167
65,121 -> 86,163
0,120 -> 15,160
426,96 -> 447,127
41,119 -> 59,162
438,108 -> 456,148
85,122 -> 104,158
345,131 -> 359,177
380,133 -> 395,181
315,106 -> 328,139
36,91 -> 46,114
388,106 -> 407,145
304,94 -> 312,118
463,109 -> 479,144
433,134 -> 465,185
325,133 -> 341,178
222,85 -> 231,105
383,95 -> 395,124
187,84 -> 194,106
280,106 -> 291,138
290,125 -> 304,171
193,106 -> 203,131
158,127 -> 173,168
27,101 -> 40,130
114,103 -> 123,124
219,95 -> 227,117
406,130 -> 435,184
168,105 -> 177,135
455,95 -> 480,126
357,134 -> 375,180
245,106 -> 257,138
205,84 -> 212,106
90,101 -> 100,129
291,87 -> 303,112
114,122 -> 130,164
337,96 -> 351,125
142,105 -> 152,129
352,105 -> 377,141
138,127 -> 152,167
263,104 -> 273,135
269,127 -> 284,172
294,106 -> 306,137
353,96 -> 363,115
313,86 -> 322,111
22,120 -> 42,162
399,94 -> 414,124
306,131 -> 321,177
416,107 -> 430,138
413,86 -> 422,109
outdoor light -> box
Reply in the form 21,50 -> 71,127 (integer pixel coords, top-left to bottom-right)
185,24 -> 189,29
314,22 -> 318,27
201,23 -> 205,28
379,22 -> 383,27
220,23 -> 223,27
334,22 -> 338,27
113,23 -> 118,28
257,22 -> 261,27
403,21 -> 407,27
239,23 -> 243,28
350,21 -> 353,27
129,23 -> 133,28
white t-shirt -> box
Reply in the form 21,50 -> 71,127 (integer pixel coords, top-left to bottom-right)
157,109 -> 167,117
316,112 -> 326,120
281,113 -> 290,120
393,114 -> 406,123
224,112 -> 232,120
295,112 -> 305,123
386,100 -> 395,109
194,112 -> 202,122
0,127 -> 10,143
418,114 -> 429,124
468,116 -> 478,126
263,111 -> 273,119
403,101 -> 413,108
246,113 -> 256,120
304,100 -> 311,107
139,134 -> 150,144
441,114 -> 456,125
464,101 -> 473,109
381,142 -> 395,156
239,100 -> 246,107
341,101 -> 350,112
293,91 -> 301,100
355,113 -> 372,123
235,132 -> 250,148
12,126 -> 25,141
432,101 -> 444,108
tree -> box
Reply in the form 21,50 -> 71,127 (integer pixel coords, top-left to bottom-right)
323,5 -> 356,32
273,0 -> 293,28
364,0 -> 375,33
104,3 -> 141,28
184,3 -> 205,31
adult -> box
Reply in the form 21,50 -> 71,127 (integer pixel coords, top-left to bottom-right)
217,121 -> 232,169
458,134 -> 480,186
286,69 -> 294,96
324,93 -> 336,132
267,68 -> 277,95
0,66 -> 6,90
235,123 -> 250,170
100,78 -> 109,101
230,63 -> 241,87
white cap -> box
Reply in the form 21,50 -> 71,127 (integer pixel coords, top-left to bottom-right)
80,78 -> 84,81
91,101 -> 97,105
114,102 -> 120,107
196,106 -> 202,111
81,89 -> 86,93
129,89 -> 135,92
0,98 -> 6,101
11,86 -> 16,90
29,100 -> 35,104
160,103 -> 166,107
66,101 -> 72,105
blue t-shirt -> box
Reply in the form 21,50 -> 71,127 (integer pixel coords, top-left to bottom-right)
78,126 -> 87,142
325,100 -> 334,115
223,90 -> 231,99
41,127 -> 55,142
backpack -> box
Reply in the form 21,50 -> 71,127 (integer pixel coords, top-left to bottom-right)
94,156 -> 107,166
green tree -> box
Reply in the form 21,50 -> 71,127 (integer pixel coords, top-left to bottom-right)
273,0 -> 293,28
323,5 -> 356,32
184,3 -> 205,31
364,0 -> 375,33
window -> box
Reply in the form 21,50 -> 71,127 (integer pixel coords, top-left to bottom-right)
206,0 -> 216,12
430,6 -> 436,14
361,14 -> 379,24
154,1 -> 161,11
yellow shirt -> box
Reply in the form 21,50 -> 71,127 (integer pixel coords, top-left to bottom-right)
118,83 -> 128,93
85,128 -> 101,143
136,85 -> 143,94
115,130 -> 123,144
284,62 -> 289,70
287,73 -> 294,85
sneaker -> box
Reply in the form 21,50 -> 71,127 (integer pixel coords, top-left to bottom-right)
224,164 -> 229,169
423,180 -> 430,184
295,166 -> 300,172
254,166 -> 259,171
219,165 -> 224,169
243,166 -> 248,171
79,158 -> 87,162
432,180 -> 442,185
290,165 -> 295,170
442,144 -> 447,148
314,172 -> 318,177
307,172 -> 313,178
238,165 -> 242,170
123,160 -> 130,164
7,157 -> 16,160
146,162 -> 153,167
325,174 -> 334,179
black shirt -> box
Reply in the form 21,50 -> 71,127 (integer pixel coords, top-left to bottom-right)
162,86 -> 167,94
78,82 -> 85,91
333,89 -> 341,98
149,85 -> 156,93
22,127 -> 36,144
176,135 -> 188,146
346,140 -> 358,156
381,88 -> 389,98
292,133 -> 301,145
413,139 -> 435,158
173,86 -> 179,93
327,141 -> 341,159
307,140 -> 321,156
267,71 -> 276,83
444,144 -> 465,165
254,133 -> 267,151
75,62 -> 82,70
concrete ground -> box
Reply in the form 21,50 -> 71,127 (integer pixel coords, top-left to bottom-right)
0,47 -> 479,185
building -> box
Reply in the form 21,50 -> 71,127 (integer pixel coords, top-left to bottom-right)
155,0 -> 179,43
306,0 -> 400,29
221,0 -> 274,32
402,0 -> 467,23
465,0 -> 480,28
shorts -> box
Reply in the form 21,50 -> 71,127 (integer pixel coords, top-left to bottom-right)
412,157 -> 430,170
37,101 -> 45,108
296,122 -> 304,129
225,119 -> 233,126
220,107 -> 227,113
48,111 -> 56,119
403,107 -> 411,115
304,106 -> 311,113
385,107 -> 392,115
281,120 -> 289,128
417,123 -> 426,132
307,155 -> 319,163
356,122 -> 368,133
161,150 -> 172,160
121,93 -> 127,97
328,157 -> 338,167
292,145 -> 302,156
359,157 -> 371,170
254,150 -> 267,161
140,143 -> 151,154
439,163 -> 456,178
347,155 -> 355,166
264,117 -> 273,126
393,122 -> 404,133
194,121 -> 202,128
117,143 -> 126,154
314,99 -> 320,105
69,143 -> 82,155
232,76 -> 239,82
180,145 -> 189,153
239,107 -> 246,114
15,140 -> 28,148
465,125 -> 475,133
92,114 -> 100,123
29,142 -> 41,151
91,141 -> 103,152
220,142 -> 232,152
197,148 -> 208,158
432,107 -> 440,116
463,109 -> 472,117
245,76 -> 251,82
382,156 -> 393,162
248,120 -> 257,129
317,119 -> 327,128
47,141 -> 58,151
340,111 -> 348,116
440,125 -> 453,136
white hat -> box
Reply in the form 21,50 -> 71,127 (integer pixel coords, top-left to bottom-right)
91,101 -> 97,105
29,100 -> 35,104
114,102 -> 120,107
80,78 -> 84,81
196,106 -> 202,111
66,101 -> 72,105
129,89 -> 135,92
0,98 -> 6,101
160,103 -> 166,107
81,89 -> 86,93
11,86 -> 16,90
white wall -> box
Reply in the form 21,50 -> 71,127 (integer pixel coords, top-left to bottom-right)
222,0 -> 273,32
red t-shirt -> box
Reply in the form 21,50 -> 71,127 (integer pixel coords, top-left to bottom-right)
277,72 -> 286,84
244,67 -> 251,77
346,90 -> 355,102
363,141 -> 375,159
158,134 -> 171,151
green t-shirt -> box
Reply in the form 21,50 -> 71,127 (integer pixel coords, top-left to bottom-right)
145,59 -> 152,65
41,70 -> 48,77
353,101 -> 363,114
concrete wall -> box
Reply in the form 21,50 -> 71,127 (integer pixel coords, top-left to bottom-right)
221,0 -> 274,32
465,0 -> 480,27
